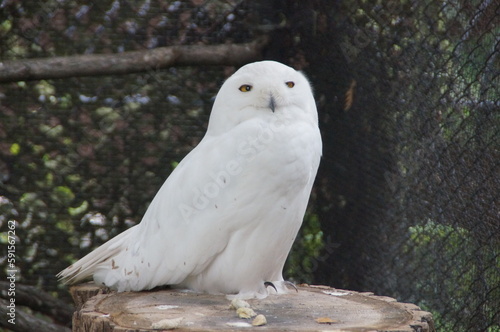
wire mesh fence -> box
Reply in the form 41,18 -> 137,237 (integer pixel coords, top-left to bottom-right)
0,1 -> 498,331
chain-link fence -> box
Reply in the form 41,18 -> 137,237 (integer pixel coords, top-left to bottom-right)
1,1 -> 498,331
310,2 -> 500,331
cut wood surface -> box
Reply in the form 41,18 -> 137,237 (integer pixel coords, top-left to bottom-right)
69,283 -> 434,332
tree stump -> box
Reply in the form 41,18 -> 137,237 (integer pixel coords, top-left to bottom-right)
69,283 -> 434,332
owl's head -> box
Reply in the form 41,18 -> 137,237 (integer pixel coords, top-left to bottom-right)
207,61 -> 317,135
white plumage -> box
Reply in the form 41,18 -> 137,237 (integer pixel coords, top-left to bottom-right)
58,60 -> 322,299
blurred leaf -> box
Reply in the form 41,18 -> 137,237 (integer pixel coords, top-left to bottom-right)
40,124 -> 64,138
51,186 -> 75,205
10,143 -> 20,155
0,19 -> 12,36
56,220 -> 75,233
35,80 -> 56,97
20,193 -> 43,210
68,200 -> 89,216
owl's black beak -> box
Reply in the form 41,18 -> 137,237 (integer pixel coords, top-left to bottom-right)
268,96 -> 276,113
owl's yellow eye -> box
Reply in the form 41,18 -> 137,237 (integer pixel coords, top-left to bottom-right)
285,81 -> 295,88
239,85 -> 252,92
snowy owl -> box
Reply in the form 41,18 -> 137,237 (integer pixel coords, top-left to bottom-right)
58,60 -> 322,299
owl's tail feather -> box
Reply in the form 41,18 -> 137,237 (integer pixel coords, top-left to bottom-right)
57,226 -> 137,285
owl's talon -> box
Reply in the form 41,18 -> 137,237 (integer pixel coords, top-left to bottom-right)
264,281 -> 277,292
284,281 -> 298,292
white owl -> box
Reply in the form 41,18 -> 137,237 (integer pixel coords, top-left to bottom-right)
58,60 -> 322,299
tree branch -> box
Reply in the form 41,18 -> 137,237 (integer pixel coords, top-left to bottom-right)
0,37 -> 269,83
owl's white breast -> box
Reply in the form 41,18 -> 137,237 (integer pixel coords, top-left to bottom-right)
178,110 -> 321,297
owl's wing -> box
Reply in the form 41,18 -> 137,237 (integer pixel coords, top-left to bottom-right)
58,117 -> 287,291
98,135 -> 240,291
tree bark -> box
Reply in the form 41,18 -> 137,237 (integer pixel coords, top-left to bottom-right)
0,37 -> 269,83
68,283 -> 435,332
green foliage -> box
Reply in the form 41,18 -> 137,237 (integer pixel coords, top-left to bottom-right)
68,200 -> 89,217
0,0 -> 228,295
285,212 -> 324,284
0,66 -> 223,296
9,143 -> 20,155
408,221 -> 468,249
0,0 -> 232,294
52,186 -> 75,205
